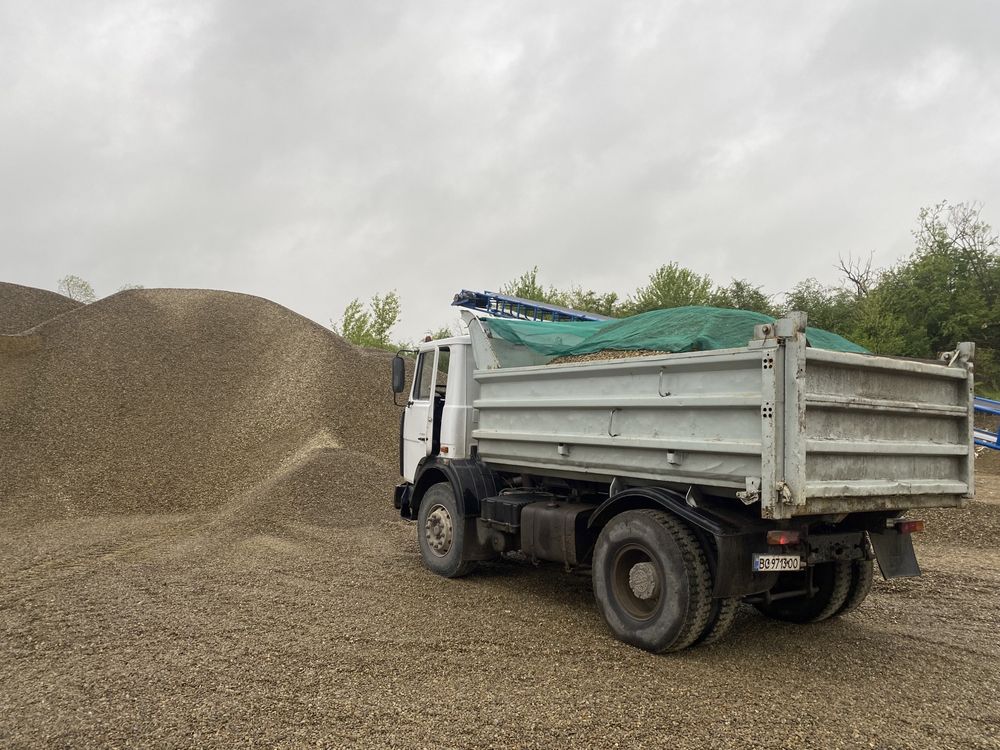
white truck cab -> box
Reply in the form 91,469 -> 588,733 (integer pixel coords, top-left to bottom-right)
399,336 -> 475,482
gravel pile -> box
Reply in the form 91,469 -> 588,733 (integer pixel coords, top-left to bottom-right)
0,288 -> 399,523
0,281 -> 81,334
1,285 -> 998,749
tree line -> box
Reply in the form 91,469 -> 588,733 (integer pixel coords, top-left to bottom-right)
337,201 -> 999,395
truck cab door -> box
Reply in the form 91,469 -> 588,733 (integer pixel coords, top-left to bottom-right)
401,348 -> 436,480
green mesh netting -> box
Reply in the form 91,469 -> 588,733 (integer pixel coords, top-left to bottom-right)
485,306 -> 868,356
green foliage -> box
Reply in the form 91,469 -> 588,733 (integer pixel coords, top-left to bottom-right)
846,289 -> 908,355
501,266 -> 549,303
782,278 -> 858,333
501,267 -> 766,318
712,279 -> 778,316
501,266 -> 620,318
869,202 -> 1000,389
625,263 -> 713,315
118,283 -> 144,291
551,287 -> 620,317
332,291 -> 401,350
57,275 -> 96,303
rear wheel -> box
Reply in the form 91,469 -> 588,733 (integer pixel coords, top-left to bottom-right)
696,597 -> 740,646
837,560 -> 874,615
417,482 -> 475,578
754,560 -> 852,623
592,509 -> 712,653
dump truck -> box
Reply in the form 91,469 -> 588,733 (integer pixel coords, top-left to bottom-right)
390,295 -> 976,652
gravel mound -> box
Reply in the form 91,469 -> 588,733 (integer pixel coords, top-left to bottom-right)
0,287 -> 399,523
0,281 -> 81,334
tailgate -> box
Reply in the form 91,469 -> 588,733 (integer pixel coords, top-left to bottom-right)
772,341 -> 974,519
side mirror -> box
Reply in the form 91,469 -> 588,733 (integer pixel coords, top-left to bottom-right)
391,355 -> 406,394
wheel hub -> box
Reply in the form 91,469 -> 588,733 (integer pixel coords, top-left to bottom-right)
628,562 -> 658,600
611,544 -> 662,620
424,504 -> 454,557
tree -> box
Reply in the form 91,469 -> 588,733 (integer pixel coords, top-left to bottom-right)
625,263 -> 713,315
57,275 -> 96,303
553,287 -> 620,317
332,291 -> 401,350
871,202 -> 1000,390
502,267 -> 620,317
429,325 -> 456,340
915,201 -> 999,297
782,278 -> 858,333
501,266 -> 549,303
836,253 -> 877,298
118,283 -> 144,292
847,288 -> 908,355
711,279 -> 778,316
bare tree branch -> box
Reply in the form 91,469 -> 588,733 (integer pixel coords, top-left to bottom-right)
836,252 -> 876,298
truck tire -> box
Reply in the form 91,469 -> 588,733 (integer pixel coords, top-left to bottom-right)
592,509 -> 713,653
836,560 -> 874,615
754,560 -> 852,624
695,597 -> 740,646
417,482 -> 475,578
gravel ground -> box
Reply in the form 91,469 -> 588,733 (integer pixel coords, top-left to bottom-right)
0,282 -> 80,334
2,287 -> 999,749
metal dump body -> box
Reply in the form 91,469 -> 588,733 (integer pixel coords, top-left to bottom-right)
470,324 -> 974,520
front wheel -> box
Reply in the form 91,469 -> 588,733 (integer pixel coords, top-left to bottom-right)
416,482 -> 475,578
592,509 -> 713,653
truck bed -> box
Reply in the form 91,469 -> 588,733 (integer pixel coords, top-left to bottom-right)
470,329 -> 974,520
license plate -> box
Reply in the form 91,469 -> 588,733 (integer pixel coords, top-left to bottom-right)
753,554 -> 802,572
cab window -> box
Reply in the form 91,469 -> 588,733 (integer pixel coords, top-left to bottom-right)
414,351 -> 434,400
435,348 -> 450,396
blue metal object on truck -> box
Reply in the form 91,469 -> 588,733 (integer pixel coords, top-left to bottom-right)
975,396 -> 1000,450
451,289 -> 612,322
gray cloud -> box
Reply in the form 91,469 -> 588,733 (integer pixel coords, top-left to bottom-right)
2,0 -> 998,339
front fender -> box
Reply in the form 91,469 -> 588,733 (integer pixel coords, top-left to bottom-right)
411,457 -> 499,519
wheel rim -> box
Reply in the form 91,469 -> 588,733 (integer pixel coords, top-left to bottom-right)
424,503 -> 454,557
611,544 -> 662,620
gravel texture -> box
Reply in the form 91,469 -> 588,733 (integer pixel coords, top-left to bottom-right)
0,282 -> 80,334
0,288 -> 398,521
548,349 -> 668,365
2,286 -> 999,749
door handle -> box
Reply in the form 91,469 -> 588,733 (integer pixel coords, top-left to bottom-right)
417,436 -> 427,441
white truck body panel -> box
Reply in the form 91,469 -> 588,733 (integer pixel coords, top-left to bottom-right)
464,319 -> 974,520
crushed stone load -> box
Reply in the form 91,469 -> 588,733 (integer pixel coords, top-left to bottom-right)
0,287 -> 401,523
0,281 -> 81,334
548,349 -> 668,365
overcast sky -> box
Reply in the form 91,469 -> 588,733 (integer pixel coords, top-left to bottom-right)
2,0 -> 999,339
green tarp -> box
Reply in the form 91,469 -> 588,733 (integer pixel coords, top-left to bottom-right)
485,306 -> 868,357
